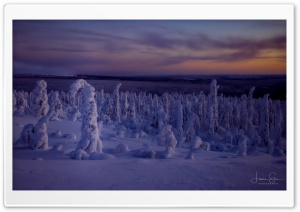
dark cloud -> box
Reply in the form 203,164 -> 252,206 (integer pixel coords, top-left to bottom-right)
26,46 -> 96,53
13,50 -> 108,68
137,32 -> 286,51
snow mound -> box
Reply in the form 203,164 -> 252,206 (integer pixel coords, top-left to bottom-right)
69,149 -> 89,160
50,130 -> 62,138
133,145 -> 156,159
52,144 -> 63,151
139,130 -> 147,138
191,136 -> 203,149
32,157 -> 43,161
211,143 -> 225,152
63,134 -> 76,140
200,141 -> 210,151
89,152 -> 115,160
112,143 -> 129,154
185,151 -> 194,160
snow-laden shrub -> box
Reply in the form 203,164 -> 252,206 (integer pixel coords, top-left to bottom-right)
89,152 -> 115,160
200,141 -> 210,151
133,144 -> 156,159
31,117 -> 49,150
15,124 -> 35,146
30,80 -> 49,117
153,125 -> 177,148
112,143 -> 129,154
69,79 -> 103,158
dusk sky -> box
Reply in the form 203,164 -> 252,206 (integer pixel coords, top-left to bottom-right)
13,20 -> 286,76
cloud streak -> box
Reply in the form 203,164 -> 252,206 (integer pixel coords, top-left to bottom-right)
13,20 -> 286,75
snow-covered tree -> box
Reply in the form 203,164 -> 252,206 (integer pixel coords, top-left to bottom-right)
121,91 -> 129,120
69,79 -> 103,159
208,79 -> 219,134
31,116 -> 49,150
273,100 -> 284,156
172,100 -> 184,147
240,94 -> 248,133
153,125 -> 177,149
259,94 -> 270,149
162,92 -> 171,118
15,124 -> 35,146
111,83 -> 122,123
13,90 -> 29,114
30,80 -> 49,117
48,91 -> 64,121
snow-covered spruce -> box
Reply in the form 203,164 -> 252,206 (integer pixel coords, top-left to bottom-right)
30,80 -> 49,117
48,91 -> 64,121
14,78 -> 286,158
31,116 -> 49,150
15,124 -> 35,146
111,83 -> 122,123
13,90 -> 29,115
273,101 -> 284,156
171,100 -> 184,147
259,94 -> 272,153
208,79 -> 219,134
153,125 -> 177,149
69,79 -> 103,159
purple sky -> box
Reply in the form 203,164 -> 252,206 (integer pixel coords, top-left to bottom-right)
13,20 -> 286,76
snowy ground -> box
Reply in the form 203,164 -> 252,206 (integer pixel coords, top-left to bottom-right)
13,115 -> 286,190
